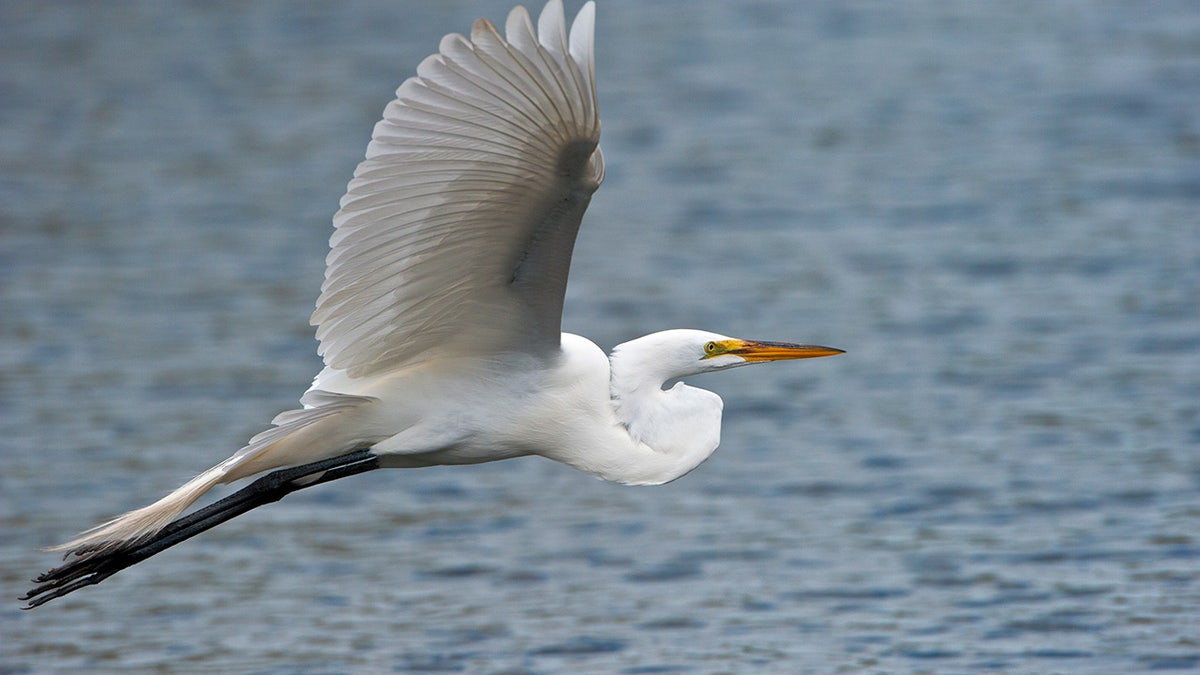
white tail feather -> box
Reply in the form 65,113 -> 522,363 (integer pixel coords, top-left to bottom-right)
49,464 -> 230,556
53,390 -> 377,557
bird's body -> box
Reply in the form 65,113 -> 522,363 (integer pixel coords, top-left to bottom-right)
24,0 -> 840,608
361,330 -> 725,485
270,331 -> 723,484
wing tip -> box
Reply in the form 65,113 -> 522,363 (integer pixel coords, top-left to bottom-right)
568,1 -> 597,91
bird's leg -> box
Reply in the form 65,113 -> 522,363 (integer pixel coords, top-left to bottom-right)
21,447 -> 380,609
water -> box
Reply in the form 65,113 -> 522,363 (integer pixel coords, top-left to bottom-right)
2,1 -> 1198,672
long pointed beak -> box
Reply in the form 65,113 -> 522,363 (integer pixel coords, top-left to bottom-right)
728,340 -> 844,363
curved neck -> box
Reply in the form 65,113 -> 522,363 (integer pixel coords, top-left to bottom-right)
603,349 -> 724,485
536,333 -> 724,486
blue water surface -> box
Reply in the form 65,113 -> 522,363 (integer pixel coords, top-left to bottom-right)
2,1 -> 1197,672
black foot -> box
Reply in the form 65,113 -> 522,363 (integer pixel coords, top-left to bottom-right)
22,448 -> 379,608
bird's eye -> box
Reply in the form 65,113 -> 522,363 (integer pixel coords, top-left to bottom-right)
704,341 -> 719,355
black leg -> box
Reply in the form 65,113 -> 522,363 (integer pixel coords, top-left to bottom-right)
21,448 -> 380,609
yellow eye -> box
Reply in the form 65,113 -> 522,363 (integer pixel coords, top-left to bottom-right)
704,341 -> 719,355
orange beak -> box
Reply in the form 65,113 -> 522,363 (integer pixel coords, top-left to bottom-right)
726,340 -> 844,363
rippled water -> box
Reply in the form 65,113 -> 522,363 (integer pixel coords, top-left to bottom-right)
2,1 -> 1198,672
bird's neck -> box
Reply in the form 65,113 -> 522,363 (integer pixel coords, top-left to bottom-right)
603,351 -> 723,485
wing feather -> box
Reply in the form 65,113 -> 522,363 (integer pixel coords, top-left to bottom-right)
312,0 -> 602,377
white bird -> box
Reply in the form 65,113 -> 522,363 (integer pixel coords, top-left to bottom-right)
24,0 -> 841,608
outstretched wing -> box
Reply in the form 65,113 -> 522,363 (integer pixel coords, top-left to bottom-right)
311,0 -> 603,378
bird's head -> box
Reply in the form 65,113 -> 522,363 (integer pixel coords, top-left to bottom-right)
695,332 -> 844,373
611,329 -> 843,384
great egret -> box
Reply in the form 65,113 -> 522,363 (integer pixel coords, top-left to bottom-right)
23,0 -> 841,609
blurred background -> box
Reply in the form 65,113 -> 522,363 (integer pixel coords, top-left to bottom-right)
2,1 -> 1197,672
